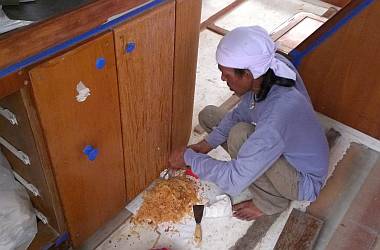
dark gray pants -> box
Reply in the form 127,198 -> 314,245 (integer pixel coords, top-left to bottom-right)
199,105 -> 299,215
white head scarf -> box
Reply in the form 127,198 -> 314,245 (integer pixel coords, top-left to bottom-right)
216,26 -> 296,80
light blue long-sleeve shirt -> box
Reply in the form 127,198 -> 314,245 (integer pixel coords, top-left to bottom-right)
184,54 -> 329,201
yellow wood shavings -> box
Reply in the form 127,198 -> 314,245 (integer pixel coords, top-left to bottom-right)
133,176 -> 199,226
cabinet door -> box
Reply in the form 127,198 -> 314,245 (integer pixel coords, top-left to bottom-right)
114,1 -> 175,201
172,0 -> 201,149
29,32 -> 125,247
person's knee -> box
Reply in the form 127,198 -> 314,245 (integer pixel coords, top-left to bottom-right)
228,123 -> 255,145
227,122 -> 255,158
198,105 -> 220,132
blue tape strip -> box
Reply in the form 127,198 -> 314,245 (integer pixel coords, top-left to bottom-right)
55,231 -> 69,246
0,0 -> 166,78
290,0 -> 375,67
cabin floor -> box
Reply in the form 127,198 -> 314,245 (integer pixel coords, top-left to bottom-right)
96,1 -> 380,249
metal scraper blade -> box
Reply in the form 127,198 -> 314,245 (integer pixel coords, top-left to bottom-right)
193,205 -> 204,224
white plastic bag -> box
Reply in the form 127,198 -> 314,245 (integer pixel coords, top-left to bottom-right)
0,152 -> 37,250
203,194 -> 233,218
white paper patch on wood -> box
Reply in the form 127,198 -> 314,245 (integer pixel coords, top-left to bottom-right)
76,81 -> 91,102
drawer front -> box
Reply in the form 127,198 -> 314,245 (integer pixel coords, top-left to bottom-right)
29,32 -> 126,247
0,90 -> 60,231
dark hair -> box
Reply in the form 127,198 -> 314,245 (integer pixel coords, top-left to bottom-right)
234,68 -> 247,77
234,68 -> 295,102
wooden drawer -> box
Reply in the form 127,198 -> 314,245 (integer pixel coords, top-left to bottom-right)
0,90 -> 61,232
29,32 -> 126,247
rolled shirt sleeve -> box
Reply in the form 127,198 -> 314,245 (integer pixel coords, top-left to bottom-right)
185,126 -> 285,196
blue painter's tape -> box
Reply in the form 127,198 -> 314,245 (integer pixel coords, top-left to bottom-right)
289,0 -> 375,67
96,57 -> 106,69
125,42 -> 136,53
83,145 -> 93,155
0,0 -> 167,78
88,148 -> 99,161
83,145 -> 99,161
41,231 -> 69,250
55,232 -> 69,246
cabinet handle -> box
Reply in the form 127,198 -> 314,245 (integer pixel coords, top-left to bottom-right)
0,136 -> 30,165
0,106 -> 18,125
96,57 -> 106,70
34,208 -> 48,224
13,171 -> 40,196
83,145 -> 99,161
125,42 -> 136,53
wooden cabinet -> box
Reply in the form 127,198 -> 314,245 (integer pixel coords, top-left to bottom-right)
296,0 -> 380,139
0,90 -> 64,233
29,32 -> 126,246
114,1 -> 175,202
0,0 -> 200,248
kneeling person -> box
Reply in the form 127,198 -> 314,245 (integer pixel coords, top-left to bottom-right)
169,26 -> 329,220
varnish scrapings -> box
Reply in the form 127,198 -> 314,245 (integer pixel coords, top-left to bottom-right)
133,176 -> 199,226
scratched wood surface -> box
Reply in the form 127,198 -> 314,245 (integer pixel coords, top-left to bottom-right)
29,32 -> 125,247
114,1 -> 175,202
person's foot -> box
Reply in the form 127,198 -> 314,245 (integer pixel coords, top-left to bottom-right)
232,200 -> 263,221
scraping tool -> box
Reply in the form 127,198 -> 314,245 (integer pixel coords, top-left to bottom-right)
193,204 -> 204,245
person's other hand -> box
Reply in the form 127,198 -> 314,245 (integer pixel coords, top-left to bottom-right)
189,140 -> 213,154
168,146 -> 187,170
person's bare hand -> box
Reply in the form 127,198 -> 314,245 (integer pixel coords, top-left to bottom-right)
188,140 -> 213,154
168,146 -> 187,170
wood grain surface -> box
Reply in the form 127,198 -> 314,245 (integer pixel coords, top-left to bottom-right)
297,0 -> 380,139
171,0 -> 201,149
114,1 -> 175,202
29,32 -> 125,247
0,0 -> 150,69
